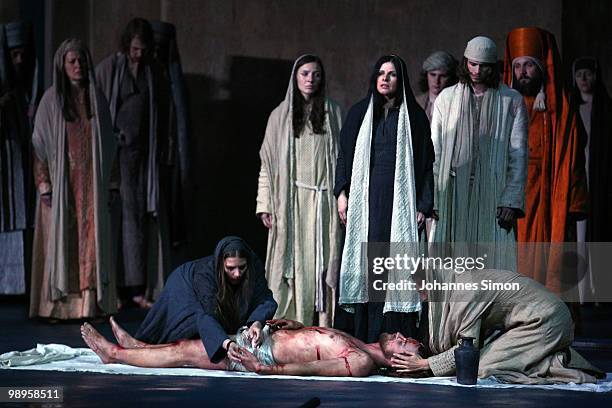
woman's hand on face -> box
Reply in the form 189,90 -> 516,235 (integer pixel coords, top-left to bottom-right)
390,352 -> 429,373
258,213 -> 273,229
247,321 -> 263,347
337,191 -> 348,225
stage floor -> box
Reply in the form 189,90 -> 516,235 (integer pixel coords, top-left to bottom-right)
1,299 -> 611,407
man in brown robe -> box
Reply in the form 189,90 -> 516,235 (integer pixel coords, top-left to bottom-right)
503,27 -> 588,294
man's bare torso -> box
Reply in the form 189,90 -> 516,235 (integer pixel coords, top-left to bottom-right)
269,327 -> 368,365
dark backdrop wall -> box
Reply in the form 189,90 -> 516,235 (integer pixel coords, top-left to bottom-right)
1,0 -> 610,265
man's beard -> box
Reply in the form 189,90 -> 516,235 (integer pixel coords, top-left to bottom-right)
513,74 -> 542,97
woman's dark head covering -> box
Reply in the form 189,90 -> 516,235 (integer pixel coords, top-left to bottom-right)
212,236 -> 261,333
367,55 -> 419,110
214,236 -> 254,264
571,57 -> 610,106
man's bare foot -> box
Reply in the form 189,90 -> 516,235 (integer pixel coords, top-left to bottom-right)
110,316 -> 146,348
80,322 -> 119,364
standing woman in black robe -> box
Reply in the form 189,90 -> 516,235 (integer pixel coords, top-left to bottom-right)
570,57 -> 612,303
335,55 -> 434,343
128,236 -> 277,363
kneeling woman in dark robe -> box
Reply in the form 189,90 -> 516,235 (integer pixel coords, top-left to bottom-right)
334,55 -> 434,343
133,236 -> 277,363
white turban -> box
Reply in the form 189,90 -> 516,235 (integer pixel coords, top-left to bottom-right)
464,36 -> 497,64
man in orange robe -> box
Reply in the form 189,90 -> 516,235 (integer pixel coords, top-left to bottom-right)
503,27 -> 588,294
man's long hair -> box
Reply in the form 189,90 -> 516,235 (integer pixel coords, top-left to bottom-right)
292,54 -> 326,137
457,57 -> 500,89
214,248 -> 251,334
120,18 -> 154,55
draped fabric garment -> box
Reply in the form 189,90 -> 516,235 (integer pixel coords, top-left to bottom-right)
96,53 -> 172,299
503,28 -> 588,293
256,58 -> 343,327
571,60 -> 612,243
29,42 -> 117,318
430,83 -> 528,271
334,57 -> 434,314
0,25 -> 29,294
425,268 -> 603,384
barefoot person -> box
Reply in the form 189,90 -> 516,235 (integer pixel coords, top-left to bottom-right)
81,318 -> 421,377
126,236 -> 277,364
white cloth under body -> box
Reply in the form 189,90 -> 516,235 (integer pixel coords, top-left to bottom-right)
1,344 -> 611,392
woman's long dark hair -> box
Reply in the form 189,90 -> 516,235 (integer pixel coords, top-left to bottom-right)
292,54 -> 326,136
214,248 -> 251,333
368,55 -> 415,123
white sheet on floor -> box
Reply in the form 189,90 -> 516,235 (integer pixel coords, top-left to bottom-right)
1,344 -> 611,393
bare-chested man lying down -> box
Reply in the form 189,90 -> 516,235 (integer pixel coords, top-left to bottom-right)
81,317 -> 421,377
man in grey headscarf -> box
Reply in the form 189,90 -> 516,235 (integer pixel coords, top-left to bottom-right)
0,22 -> 39,294
417,51 -> 458,121
430,36 -> 528,271
5,21 -> 40,129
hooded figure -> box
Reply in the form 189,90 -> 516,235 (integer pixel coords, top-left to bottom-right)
256,55 -> 343,326
0,24 -> 29,294
570,57 -> 612,302
414,267 -> 604,383
29,38 -> 117,318
135,236 -> 277,364
5,21 -> 40,131
570,57 -> 612,242
503,27 -> 588,294
334,55 -> 434,343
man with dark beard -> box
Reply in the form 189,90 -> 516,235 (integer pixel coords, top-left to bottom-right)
503,27 -> 588,295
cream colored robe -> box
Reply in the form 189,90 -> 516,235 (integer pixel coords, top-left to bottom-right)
430,84 -> 528,271
256,89 -> 342,326
425,269 -> 603,384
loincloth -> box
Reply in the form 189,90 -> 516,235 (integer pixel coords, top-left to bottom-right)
228,325 -> 276,372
